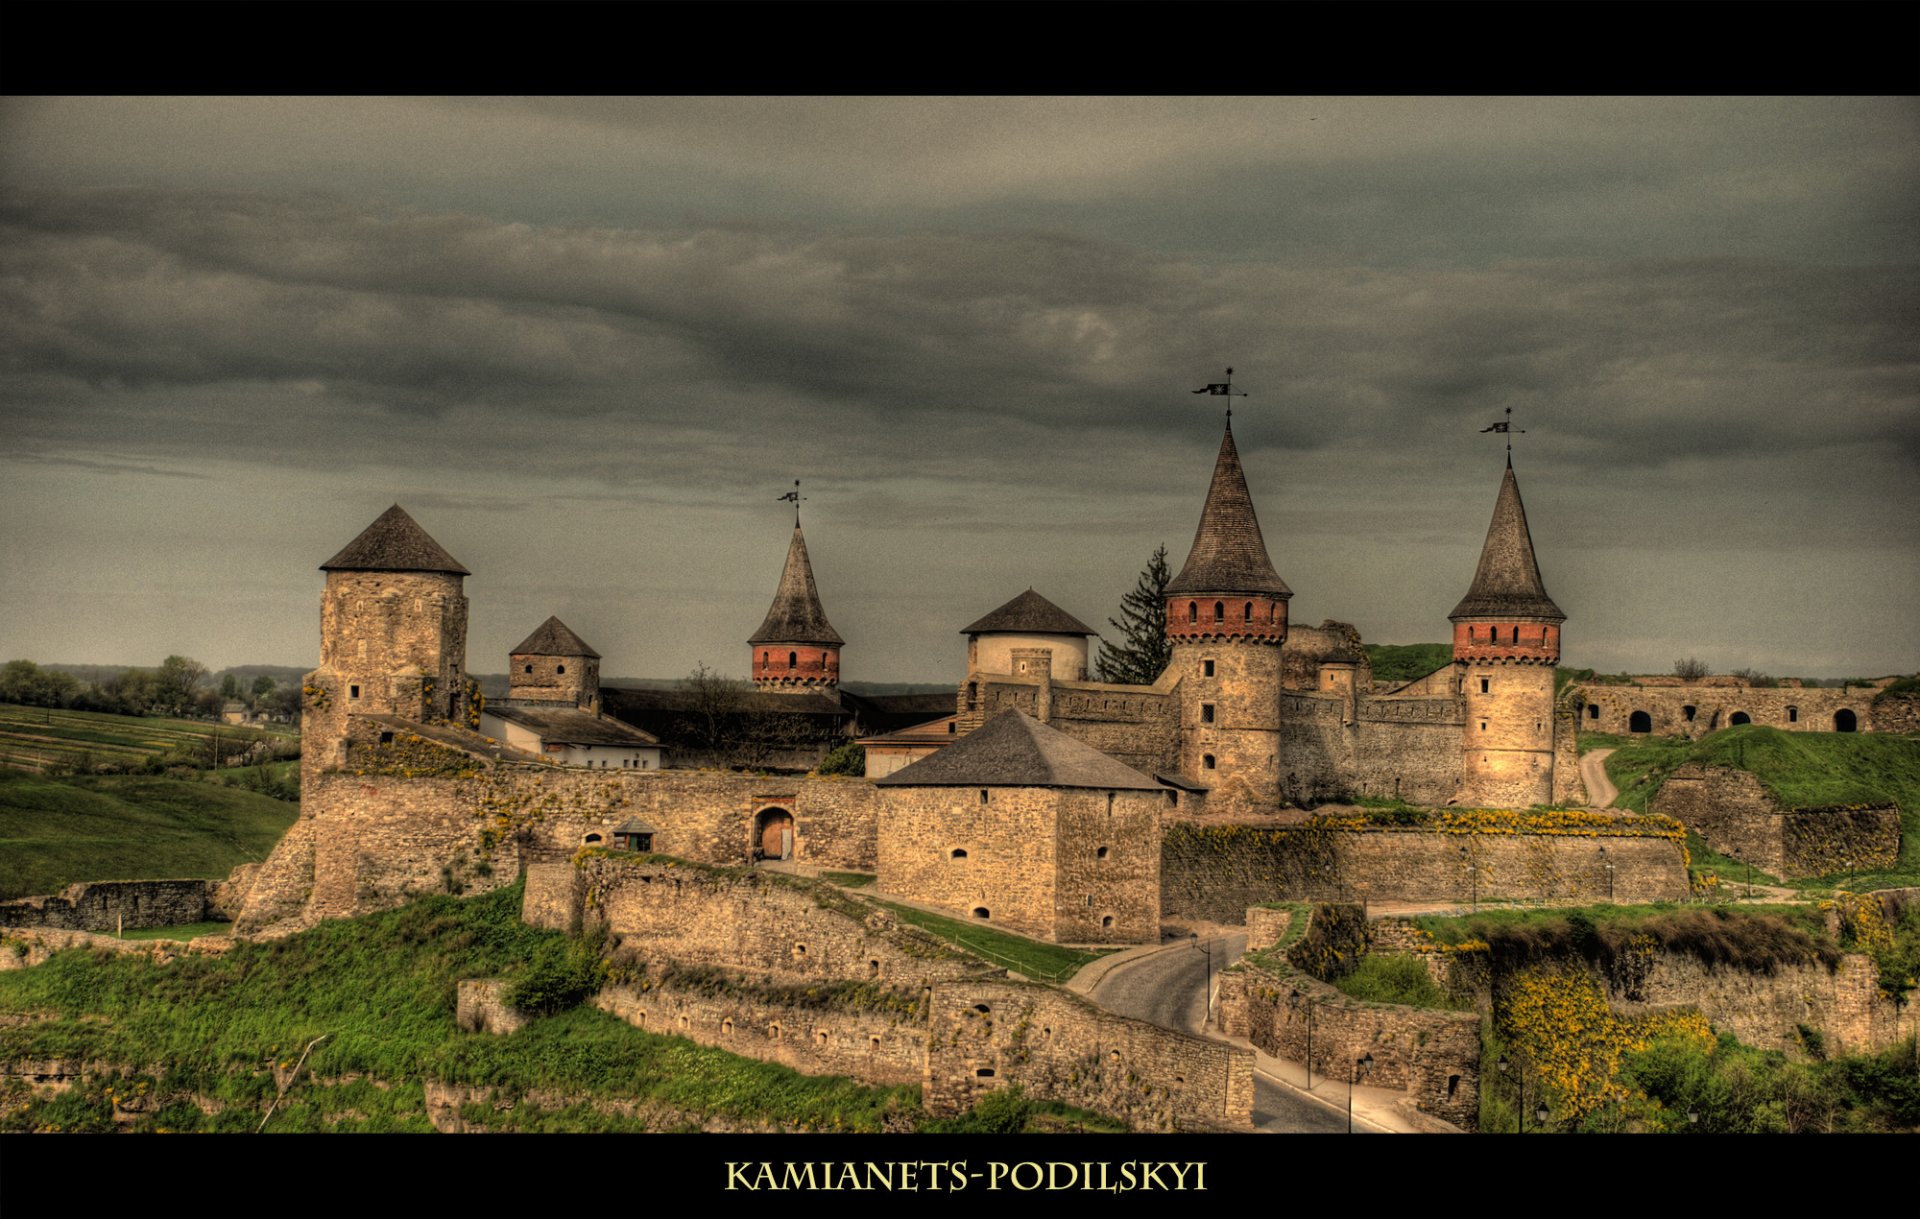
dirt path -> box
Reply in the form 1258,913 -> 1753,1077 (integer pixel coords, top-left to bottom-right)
1580,747 -> 1619,808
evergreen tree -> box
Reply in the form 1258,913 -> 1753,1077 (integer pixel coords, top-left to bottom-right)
1096,544 -> 1173,685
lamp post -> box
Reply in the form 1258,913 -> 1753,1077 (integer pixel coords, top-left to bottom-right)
1498,1054 -> 1533,1135
1288,990 -> 1316,1091
1598,844 -> 1614,902
1349,1052 -> 1373,1134
1460,843 -> 1478,913
1190,933 -> 1213,1028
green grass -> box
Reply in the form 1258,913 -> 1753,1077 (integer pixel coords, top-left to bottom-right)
116,921 -> 234,941
0,883 -> 927,1133
1364,643 -> 1452,686
820,870 -> 876,888
868,899 -> 1114,982
1328,953 -> 1468,1010
1597,734 -> 1697,813
0,771 -> 298,898
0,703 -> 297,775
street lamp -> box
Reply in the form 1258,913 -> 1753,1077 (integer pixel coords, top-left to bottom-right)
1288,990 -> 1316,1091
1598,844 -> 1614,902
1535,1100 -> 1550,1129
1460,843 -> 1478,913
1349,1052 -> 1374,1134
1498,1054 -> 1533,1135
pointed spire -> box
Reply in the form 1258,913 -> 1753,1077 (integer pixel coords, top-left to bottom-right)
748,524 -> 844,645
1449,463 -> 1565,622
511,616 -> 600,659
1166,421 -> 1291,597
320,504 -> 469,575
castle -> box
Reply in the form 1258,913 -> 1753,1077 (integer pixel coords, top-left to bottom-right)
228,405 -> 1628,947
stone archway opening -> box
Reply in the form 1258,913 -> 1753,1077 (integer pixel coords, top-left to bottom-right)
1628,710 -> 1652,734
1730,711 -> 1751,726
755,807 -> 795,861
1835,709 -> 1857,733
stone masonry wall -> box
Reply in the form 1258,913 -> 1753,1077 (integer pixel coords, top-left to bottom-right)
1216,960 -> 1480,1130
877,786 -> 1060,942
1576,683 -> 1873,740
1276,692 -> 1464,807
1245,906 -> 1295,951
235,751 -> 883,933
455,979 -> 530,1036
593,980 -> 927,1087
923,979 -> 1255,1131
0,880 -> 215,932
525,858 -> 994,988
1162,822 -> 1689,922
1607,952 -> 1919,1058
1653,764 -> 1901,879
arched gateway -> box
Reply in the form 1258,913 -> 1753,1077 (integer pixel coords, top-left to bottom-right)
754,807 -> 795,860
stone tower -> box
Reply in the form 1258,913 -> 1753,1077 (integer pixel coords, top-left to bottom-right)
1450,458 -> 1565,807
748,522 -> 844,695
507,616 -> 601,712
305,504 -> 471,772
1164,417 -> 1291,811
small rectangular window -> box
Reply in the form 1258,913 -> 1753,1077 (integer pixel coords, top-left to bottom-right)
1202,704 -> 1215,723
1480,678 -> 1489,694
1203,660 -> 1215,677
349,685 -> 359,699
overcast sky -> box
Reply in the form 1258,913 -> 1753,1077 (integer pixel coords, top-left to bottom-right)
1,96 -> 1915,685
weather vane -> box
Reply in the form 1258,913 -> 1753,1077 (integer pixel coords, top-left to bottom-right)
1191,367 -> 1249,423
1480,407 -> 1526,462
777,479 -> 805,525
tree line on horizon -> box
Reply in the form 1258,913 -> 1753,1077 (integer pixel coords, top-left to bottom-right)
0,657 -> 302,721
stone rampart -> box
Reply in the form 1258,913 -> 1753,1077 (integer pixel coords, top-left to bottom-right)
1605,952 -> 1917,1058
1245,906 -> 1295,951
1276,692 -> 1464,807
1163,818 -> 1689,921
923,978 -> 1254,1131
455,979 -> 530,1036
0,879 -> 217,933
527,857 -> 994,988
1216,959 -> 1479,1130
1576,683 -> 1874,739
1652,764 -> 1901,879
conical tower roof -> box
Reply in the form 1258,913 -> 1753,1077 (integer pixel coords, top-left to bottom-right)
320,504 -> 469,575
960,588 -> 1096,637
1449,461 -> 1565,623
1166,421 -> 1291,597
511,616 -> 600,659
748,525 -> 844,646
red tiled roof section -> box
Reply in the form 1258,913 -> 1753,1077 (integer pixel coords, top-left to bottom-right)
1165,422 -> 1291,597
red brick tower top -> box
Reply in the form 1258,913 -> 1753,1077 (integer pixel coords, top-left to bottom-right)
749,524 -> 843,691
1450,458 -> 1565,663
1165,418 -> 1290,643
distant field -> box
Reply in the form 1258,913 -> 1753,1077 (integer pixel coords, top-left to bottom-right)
0,704 -> 297,774
0,772 -> 298,898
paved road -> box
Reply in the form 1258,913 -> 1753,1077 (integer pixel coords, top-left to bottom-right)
1086,934 -> 1354,1134
1580,747 -> 1619,808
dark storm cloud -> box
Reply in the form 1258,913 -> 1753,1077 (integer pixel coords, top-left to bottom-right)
4,187 -> 1914,488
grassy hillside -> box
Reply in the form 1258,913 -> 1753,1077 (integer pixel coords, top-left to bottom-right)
0,772 -> 298,898
1596,726 -> 1920,889
0,883 -> 1119,1133
0,703 -> 297,775
1365,643 -> 1451,685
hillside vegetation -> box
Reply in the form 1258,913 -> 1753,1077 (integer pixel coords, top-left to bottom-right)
1364,643 -> 1452,685
0,772 -> 297,899
0,883 -> 1118,1133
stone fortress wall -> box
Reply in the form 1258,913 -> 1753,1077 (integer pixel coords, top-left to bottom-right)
1651,763 -> 1901,879
1577,681 -> 1879,739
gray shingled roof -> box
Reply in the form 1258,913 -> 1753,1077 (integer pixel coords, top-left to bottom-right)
960,588 -> 1096,637
1165,422 -> 1291,597
1448,460 -> 1566,623
748,525 -> 844,646
511,616 -> 601,659
320,504 -> 470,575
483,704 -> 661,747
875,708 -> 1160,790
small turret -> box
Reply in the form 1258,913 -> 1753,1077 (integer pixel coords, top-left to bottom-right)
749,523 -> 843,694
508,616 -> 601,712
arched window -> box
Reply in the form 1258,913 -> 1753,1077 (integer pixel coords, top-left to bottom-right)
788,651 -> 798,670
1511,626 -> 1520,644
1203,754 -> 1216,770
1835,709 -> 1857,732
557,664 -> 565,674
1213,601 -> 1225,623
523,664 -> 533,674
1188,601 -> 1198,623
1244,601 -> 1254,622
1787,706 -> 1799,723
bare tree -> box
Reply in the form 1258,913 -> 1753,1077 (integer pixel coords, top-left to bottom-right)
1673,657 -> 1710,681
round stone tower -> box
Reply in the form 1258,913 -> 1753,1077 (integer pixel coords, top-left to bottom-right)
749,521 -> 844,695
1450,457 -> 1566,807
306,504 -> 471,770
508,615 -> 601,712
1164,416 -> 1291,809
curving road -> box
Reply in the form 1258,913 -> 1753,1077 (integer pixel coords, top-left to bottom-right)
1086,934 -> 1356,1134
1580,747 -> 1619,808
